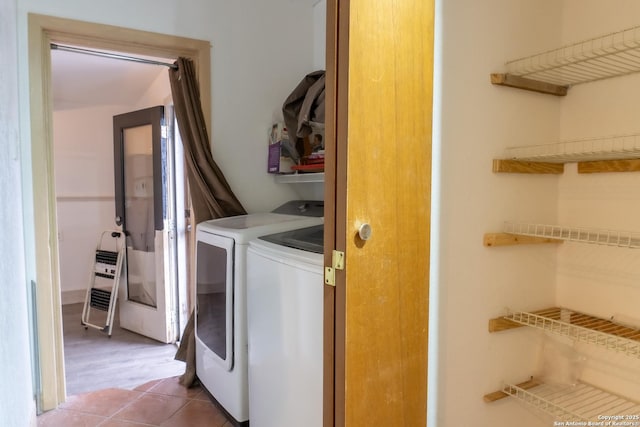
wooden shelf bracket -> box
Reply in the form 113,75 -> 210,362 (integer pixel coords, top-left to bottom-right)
492,159 -> 564,174
483,233 -> 563,247
490,73 -> 568,96
483,378 -> 538,403
578,158 -> 640,174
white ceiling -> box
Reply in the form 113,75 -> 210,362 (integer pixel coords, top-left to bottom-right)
51,48 -> 172,110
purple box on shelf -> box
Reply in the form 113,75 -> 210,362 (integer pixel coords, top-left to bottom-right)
268,141 -> 296,174
267,123 -> 296,174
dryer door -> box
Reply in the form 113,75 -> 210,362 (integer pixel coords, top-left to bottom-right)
195,231 -> 234,370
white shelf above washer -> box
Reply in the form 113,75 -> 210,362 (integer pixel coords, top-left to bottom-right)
274,172 -> 324,184
491,25 -> 640,95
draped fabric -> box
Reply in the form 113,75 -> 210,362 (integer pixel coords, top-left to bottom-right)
282,70 -> 326,160
169,57 -> 246,387
169,57 -> 247,225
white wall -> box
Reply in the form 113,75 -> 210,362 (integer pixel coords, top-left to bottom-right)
134,68 -> 172,111
17,0 -> 317,221
556,0 -> 640,404
436,1 -> 640,425
1,0 -> 36,424
54,64 -> 171,300
435,0 -> 562,425
54,105 -> 131,297
54,105 -> 124,199
50,0 -> 324,297
313,0 -> 326,71
176,0 -> 316,212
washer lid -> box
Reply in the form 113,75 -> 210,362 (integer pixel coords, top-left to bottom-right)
259,225 -> 324,254
197,213 -> 324,244
202,213 -> 305,230
270,200 -> 324,217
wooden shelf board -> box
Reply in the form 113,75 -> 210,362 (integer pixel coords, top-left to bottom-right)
484,379 -> 539,403
493,159 -> 564,174
490,73 -> 568,96
483,233 -> 563,247
578,158 -> 640,174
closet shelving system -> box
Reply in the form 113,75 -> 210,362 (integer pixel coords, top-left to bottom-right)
486,24 -> 640,421
484,222 -> 640,419
492,25 -> 640,174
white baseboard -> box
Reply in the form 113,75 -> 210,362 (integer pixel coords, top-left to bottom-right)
61,290 -> 86,305
30,399 -> 37,427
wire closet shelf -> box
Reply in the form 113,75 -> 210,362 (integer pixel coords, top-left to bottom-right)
502,381 -> 640,422
504,25 -> 640,86
502,133 -> 640,163
501,307 -> 640,359
503,222 -> 640,249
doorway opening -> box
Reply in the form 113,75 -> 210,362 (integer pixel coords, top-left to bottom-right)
28,13 -> 211,410
51,46 -> 188,394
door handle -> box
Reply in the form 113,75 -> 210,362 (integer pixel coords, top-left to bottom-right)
357,223 -> 372,241
115,215 -> 123,226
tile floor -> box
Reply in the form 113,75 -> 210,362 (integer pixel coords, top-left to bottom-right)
37,376 -> 234,427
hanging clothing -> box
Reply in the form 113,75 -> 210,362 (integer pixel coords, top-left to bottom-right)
282,70 -> 326,158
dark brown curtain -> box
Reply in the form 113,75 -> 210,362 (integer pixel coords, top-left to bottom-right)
169,57 -> 246,225
169,57 -> 246,387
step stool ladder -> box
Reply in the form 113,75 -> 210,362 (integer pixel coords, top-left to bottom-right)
81,230 -> 125,337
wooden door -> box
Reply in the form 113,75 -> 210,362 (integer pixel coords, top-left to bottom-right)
324,0 -> 435,426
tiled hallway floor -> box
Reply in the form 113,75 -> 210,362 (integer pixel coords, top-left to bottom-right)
37,376 -> 234,427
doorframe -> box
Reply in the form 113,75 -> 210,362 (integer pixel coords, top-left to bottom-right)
28,13 -> 211,411
322,0 -> 347,424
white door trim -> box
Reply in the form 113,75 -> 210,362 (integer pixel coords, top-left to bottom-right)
27,13 -> 211,410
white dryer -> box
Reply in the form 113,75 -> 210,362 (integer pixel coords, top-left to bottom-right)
246,225 -> 324,427
195,201 -> 323,425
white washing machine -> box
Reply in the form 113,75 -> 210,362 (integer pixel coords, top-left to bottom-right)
246,225 -> 324,427
195,201 -> 323,425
